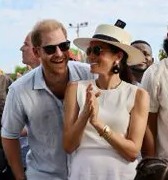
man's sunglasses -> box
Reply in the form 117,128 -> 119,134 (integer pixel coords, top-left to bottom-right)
42,40 -> 70,55
86,46 -> 103,56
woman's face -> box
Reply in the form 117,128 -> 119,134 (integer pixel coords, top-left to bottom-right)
87,41 -> 118,75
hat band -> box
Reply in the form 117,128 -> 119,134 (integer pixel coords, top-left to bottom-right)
92,34 -> 119,42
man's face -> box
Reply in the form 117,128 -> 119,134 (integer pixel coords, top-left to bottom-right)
20,33 -> 37,66
36,29 -> 69,75
131,43 -> 153,72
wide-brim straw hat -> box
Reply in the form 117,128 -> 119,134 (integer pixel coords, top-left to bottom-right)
73,24 -> 145,66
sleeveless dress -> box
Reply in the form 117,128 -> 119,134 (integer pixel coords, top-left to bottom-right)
68,80 -> 138,180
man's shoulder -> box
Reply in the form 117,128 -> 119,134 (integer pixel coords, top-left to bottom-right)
146,59 -> 168,76
10,68 -> 37,90
143,63 -> 159,78
68,61 -> 97,81
0,74 -> 12,87
160,58 -> 168,69
68,61 -> 90,69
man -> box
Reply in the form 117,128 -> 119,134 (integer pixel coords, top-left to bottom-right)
130,40 -> 155,158
20,32 -> 41,69
1,19 -> 95,180
141,37 -> 168,159
0,72 -> 12,141
0,72 -> 13,179
130,40 -> 154,84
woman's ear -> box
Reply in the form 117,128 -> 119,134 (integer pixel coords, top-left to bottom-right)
33,47 -> 40,58
117,51 -> 124,61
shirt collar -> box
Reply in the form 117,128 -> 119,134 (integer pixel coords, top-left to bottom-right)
33,61 -> 83,90
33,65 -> 47,90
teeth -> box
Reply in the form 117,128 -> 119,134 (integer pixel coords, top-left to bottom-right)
52,60 -> 63,63
56,60 -> 63,62
91,63 -> 97,65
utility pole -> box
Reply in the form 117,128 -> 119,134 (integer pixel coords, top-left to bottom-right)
69,22 -> 88,38
69,22 -> 88,61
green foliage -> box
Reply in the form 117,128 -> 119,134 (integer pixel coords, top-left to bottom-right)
70,48 -> 79,55
158,49 -> 168,61
10,65 -> 28,81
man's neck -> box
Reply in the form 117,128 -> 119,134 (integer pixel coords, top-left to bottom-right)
132,70 -> 143,83
43,69 -> 69,99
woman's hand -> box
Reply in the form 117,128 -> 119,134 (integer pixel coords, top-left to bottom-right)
80,84 -> 100,122
85,84 -> 101,125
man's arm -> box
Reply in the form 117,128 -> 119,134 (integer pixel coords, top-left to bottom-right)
141,112 -> 158,157
2,137 -> 26,180
141,64 -> 159,157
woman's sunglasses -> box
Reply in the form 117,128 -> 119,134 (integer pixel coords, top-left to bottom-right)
42,40 -> 70,55
86,46 -> 103,56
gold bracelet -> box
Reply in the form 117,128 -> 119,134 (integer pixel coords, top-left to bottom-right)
100,125 -> 111,137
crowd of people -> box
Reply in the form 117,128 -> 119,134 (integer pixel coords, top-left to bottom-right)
0,18 -> 168,180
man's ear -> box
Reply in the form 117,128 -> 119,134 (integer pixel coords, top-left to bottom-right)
33,47 -> 40,58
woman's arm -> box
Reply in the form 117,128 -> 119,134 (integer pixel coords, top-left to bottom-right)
91,88 -> 149,161
63,82 -> 93,153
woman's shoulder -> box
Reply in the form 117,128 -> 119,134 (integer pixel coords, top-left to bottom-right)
135,86 -> 150,103
122,82 -> 149,99
122,81 -> 138,90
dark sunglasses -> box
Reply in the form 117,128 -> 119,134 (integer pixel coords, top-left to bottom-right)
42,40 -> 70,55
86,46 -> 103,56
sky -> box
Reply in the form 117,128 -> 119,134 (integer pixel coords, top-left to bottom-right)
0,0 -> 168,73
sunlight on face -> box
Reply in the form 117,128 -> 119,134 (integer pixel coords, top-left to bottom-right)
39,29 -> 69,75
87,41 -> 117,75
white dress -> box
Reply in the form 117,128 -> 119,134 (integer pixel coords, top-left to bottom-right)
68,80 -> 138,180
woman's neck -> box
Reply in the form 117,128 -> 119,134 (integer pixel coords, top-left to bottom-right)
96,75 -> 122,90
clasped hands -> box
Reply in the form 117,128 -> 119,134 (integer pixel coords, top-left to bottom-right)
81,83 -> 101,125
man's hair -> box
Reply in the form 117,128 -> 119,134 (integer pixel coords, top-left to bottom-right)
131,40 -> 151,48
31,19 -> 67,47
134,158 -> 168,180
163,38 -> 168,55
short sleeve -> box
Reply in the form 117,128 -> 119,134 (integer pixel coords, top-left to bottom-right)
1,87 -> 26,139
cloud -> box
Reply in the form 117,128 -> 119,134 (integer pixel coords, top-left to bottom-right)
0,0 -> 168,72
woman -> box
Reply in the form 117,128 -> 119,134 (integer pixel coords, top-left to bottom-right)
63,24 -> 149,180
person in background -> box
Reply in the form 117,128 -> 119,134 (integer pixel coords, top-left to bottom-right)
0,72 -> 14,179
0,72 -> 12,121
130,40 -> 154,85
134,157 -> 168,180
63,23 -> 149,180
130,40 -> 154,158
1,19 -> 96,180
20,31 -> 41,70
141,36 -> 168,159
